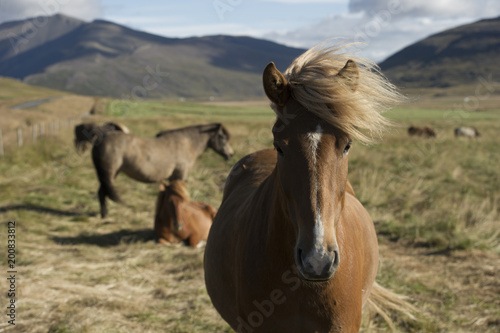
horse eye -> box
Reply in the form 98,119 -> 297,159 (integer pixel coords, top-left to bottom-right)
343,141 -> 352,155
274,143 -> 284,156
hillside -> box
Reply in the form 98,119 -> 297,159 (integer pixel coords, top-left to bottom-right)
0,76 -> 65,103
379,17 -> 500,89
0,14 -> 305,100
0,14 -> 85,62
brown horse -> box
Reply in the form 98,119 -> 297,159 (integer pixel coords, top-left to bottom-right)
92,123 -> 233,218
74,122 -> 130,153
408,125 -> 436,138
154,180 -> 216,248
205,44 -> 415,332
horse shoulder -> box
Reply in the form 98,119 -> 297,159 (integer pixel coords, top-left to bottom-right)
338,193 -> 379,306
341,192 -> 378,248
186,201 -> 214,242
223,148 -> 276,198
205,150 -> 277,321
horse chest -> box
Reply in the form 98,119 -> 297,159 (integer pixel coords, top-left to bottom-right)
234,275 -> 348,332
227,243 -> 354,332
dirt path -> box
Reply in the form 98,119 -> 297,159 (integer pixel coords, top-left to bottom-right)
10,97 -> 60,109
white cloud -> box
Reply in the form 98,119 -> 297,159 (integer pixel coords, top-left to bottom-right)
264,0 -> 500,62
348,0 -> 500,19
0,0 -> 103,24
262,0 -> 347,3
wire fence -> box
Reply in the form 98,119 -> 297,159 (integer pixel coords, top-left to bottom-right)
0,117 -> 82,156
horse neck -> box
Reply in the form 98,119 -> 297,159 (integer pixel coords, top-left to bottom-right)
186,127 -> 213,157
158,127 -> 212,158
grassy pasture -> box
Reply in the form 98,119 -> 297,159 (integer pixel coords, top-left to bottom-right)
0,97 -> 499,332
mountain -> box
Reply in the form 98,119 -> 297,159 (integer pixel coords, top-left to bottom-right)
379,17 -> 500,89
0,14 -> 85,62
0,14 -> 305,100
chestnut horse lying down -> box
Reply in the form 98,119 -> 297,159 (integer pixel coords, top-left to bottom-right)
74,122 -> 130,153
408,125 -> 436,137
155,180 -> 216,248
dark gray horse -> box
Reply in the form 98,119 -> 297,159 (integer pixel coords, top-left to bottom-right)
92,123 -> 233,218
74,122 -> 130,153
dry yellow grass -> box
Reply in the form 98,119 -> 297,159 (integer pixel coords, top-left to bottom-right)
0,93 -> 499,332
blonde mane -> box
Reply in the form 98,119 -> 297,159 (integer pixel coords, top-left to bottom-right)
281,42 -> 406,143
167,180 -> 191,201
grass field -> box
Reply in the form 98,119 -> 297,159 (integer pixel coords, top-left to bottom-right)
0,94 -> 499,332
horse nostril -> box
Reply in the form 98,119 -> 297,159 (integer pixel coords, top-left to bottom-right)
297,248 -> 304,265
331,249 -> 340,269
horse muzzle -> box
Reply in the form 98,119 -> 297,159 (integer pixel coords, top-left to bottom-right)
295,246 -> 339,282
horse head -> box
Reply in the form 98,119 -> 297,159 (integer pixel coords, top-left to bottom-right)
263,60 -> 360,281
207,124 -> 234,160
164,180 -> 191,231
74,122 -> 99,153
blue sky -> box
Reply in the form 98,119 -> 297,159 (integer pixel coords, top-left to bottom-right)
1,0 -> 499,61
102,0 -> 349,38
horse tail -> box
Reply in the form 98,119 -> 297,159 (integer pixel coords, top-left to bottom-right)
365,281 -> 417,331
92,146 -> 122,203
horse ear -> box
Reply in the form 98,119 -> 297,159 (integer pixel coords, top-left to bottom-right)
216,124 -> 224,134
215,124 -> 229,138
263,62 -> 289,108
337,59 -> 359,92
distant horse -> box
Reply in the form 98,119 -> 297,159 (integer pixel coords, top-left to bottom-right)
74,122 -> 130,153
408,125 -> 436,138
205,44 -> 415,332
92,123 -> 233,218
455,127 -> 480,138
154,180 -> 216,248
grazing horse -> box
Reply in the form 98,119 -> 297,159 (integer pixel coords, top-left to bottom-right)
92,123 -> 233,218
408,125 -> 436,138
154,180 -> 216,248
455,126 -> 480,138
205,44 -> 415,332
74,122 -> 130,153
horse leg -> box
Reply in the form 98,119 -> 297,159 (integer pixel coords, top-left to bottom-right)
92,145 -> 123,218
169,168 -> 187,181
98,184 -> 108,218
158,233 -> 182,245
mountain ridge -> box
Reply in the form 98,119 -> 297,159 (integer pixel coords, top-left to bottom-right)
379,16 -> 500,89
0,14 -> 305,100
1,14 -> 499,99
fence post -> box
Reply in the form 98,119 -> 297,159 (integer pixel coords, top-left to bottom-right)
17,128 -> 23,147
40,123 -> 45,137
0,130 -> 4,156
33,124 -> 37,143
